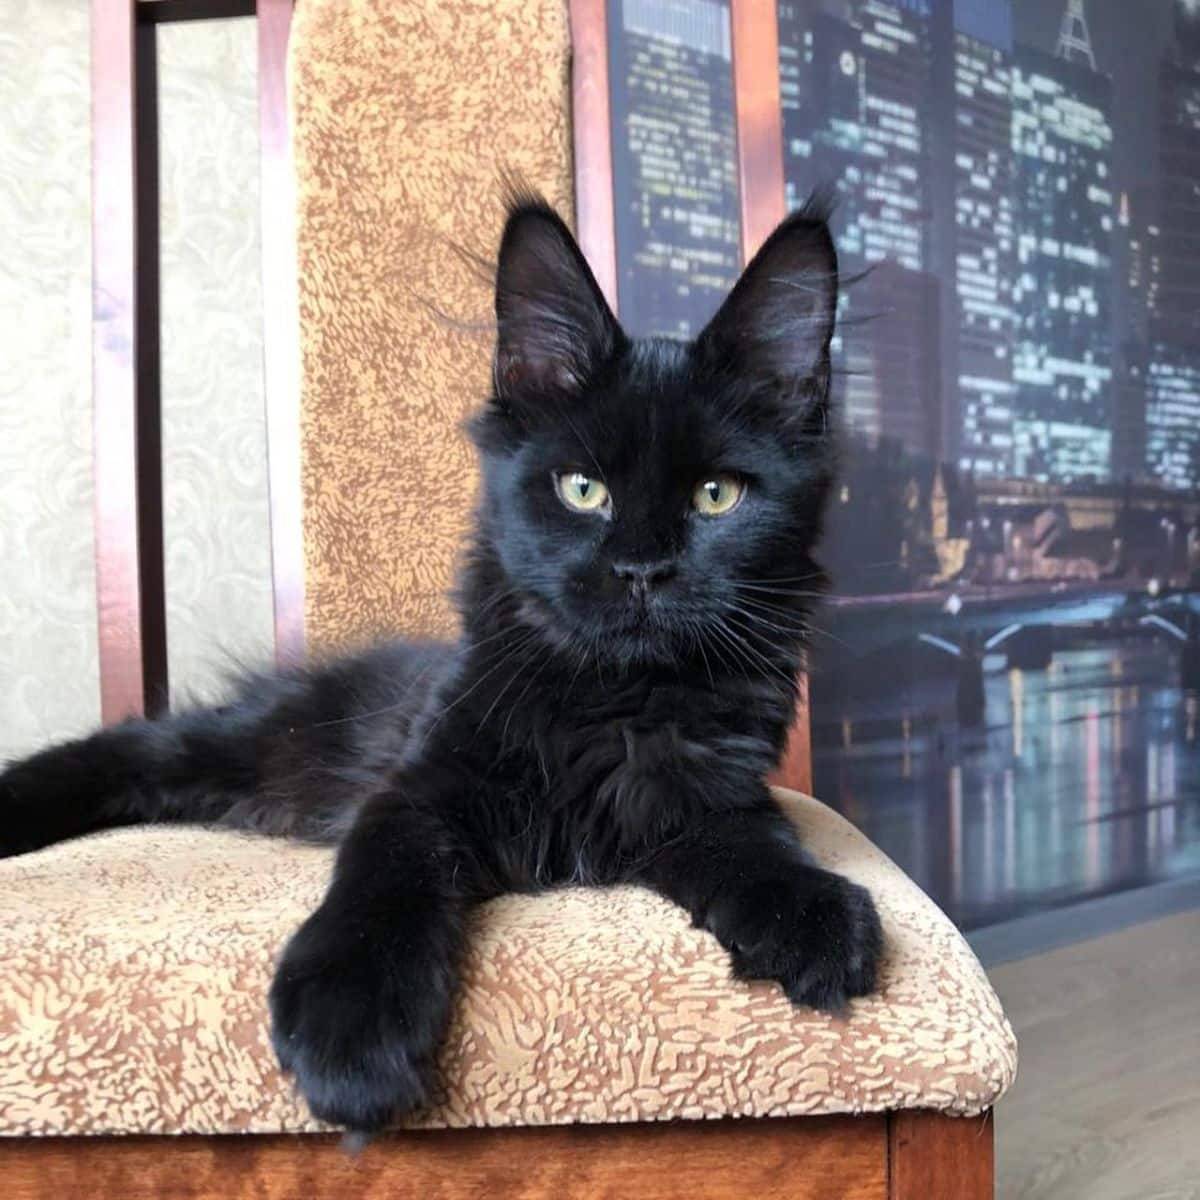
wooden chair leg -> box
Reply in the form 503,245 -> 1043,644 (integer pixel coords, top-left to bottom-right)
888,1110 -> 994,1200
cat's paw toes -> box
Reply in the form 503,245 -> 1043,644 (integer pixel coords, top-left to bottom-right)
270,995 -> 431,1131
705,868 -> 883,1014
775,873 -> 883,1011
268,911 -> 446,1132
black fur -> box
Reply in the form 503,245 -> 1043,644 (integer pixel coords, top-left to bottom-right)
0,195 -> 882,1132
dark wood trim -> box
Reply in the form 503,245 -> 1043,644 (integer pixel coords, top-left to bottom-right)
91,0 -> 140,723
92,0 -> 169,722
772,674 -> 813,795
257,0 -> 306,667
729,0 -> 786,264
888,1111 -> 994,1200
136,0 -> 255,24
568,0 -> 619,314
728,0 -> 813,793
2,1115 -> 889,1199
133,17 -> 169,715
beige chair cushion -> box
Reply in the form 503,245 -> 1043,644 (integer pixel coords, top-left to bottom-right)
0,790 -> 1014,1136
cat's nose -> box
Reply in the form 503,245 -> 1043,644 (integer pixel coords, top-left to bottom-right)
611,559 -> 676,596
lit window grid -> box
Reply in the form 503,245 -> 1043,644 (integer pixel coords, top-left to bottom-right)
953,30 -> 1017,477
775,3 -> 1196,489
614,5 -> 740,339
1010,53 -> 1114,483
812,1 -> 932,279
1146,356 -> 1200,491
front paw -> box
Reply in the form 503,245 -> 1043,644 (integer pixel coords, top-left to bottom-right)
703,867 -> 883,1013
269,905 -> 449,1132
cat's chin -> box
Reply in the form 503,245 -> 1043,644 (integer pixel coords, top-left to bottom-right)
520,615 -> 690,673
593,623 -> 697,672
507,590 -> 681,666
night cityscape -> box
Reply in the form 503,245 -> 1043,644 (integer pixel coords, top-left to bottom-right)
607,0 -> 1200,929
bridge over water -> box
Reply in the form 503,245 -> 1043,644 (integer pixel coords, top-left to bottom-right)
821,581 -> 1196,661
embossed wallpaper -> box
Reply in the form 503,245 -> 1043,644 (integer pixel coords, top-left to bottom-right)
0,1 -> 98,761
158,18 -> 274,709
0,7 -> 273,759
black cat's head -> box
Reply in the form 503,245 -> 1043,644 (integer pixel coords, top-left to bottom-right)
468,195 -> 839,670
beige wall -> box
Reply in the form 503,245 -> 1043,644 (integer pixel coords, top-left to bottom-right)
0,0 -> 98,761
0,6 -> 273,760
158,18 -> 273,710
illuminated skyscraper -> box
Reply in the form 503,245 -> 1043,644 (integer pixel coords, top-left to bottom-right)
1145,0 -> 1200,490
777,0 -> 823,208
811,0 -> 932,272
1010,40 -> 1114,482
1113,188 -> 1159,481
608,0 -> 740,338
1118,188 -> 1161,344
777,0 -> 943,458
780,0 -> 1022,469
934,0 -> 1017,478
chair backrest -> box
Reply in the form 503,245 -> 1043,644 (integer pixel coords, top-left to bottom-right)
87,0 -> 811,791
289,0 -> 574,653
89,0 -> 293,721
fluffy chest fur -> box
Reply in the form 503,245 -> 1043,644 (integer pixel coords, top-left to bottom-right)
410,633 -> 795,892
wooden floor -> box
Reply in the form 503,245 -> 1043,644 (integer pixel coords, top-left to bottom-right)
989,910 -> 1200,1200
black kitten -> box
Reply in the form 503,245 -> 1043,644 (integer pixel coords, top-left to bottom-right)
0,195 -> 882,1133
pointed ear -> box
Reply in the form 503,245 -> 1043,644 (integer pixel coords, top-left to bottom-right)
493,198 -> 621,402
695,198 -> 838,400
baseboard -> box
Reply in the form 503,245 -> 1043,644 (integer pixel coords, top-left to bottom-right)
967,876 -> 1200,967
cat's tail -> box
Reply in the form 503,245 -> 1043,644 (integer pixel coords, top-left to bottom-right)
0,705 -> 264,858
1,640 -> 455,858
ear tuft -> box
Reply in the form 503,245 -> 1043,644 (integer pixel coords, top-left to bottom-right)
696,195 -> 839,397
494,194 -> 620,404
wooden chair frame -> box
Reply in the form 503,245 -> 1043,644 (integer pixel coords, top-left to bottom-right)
90,0 -> 302,731
4,1 -> 995,1195
9,1111 -> 992,1199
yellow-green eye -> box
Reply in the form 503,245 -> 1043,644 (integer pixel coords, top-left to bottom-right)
556,471 -> 611,513
693,475 -> 744,516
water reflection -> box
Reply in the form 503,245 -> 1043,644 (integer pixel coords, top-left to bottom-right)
812,641 -> 1200,930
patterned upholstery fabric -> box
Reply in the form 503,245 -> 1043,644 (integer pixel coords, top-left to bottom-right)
0,791 -> 1015,1136
292,0 -> 573,650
